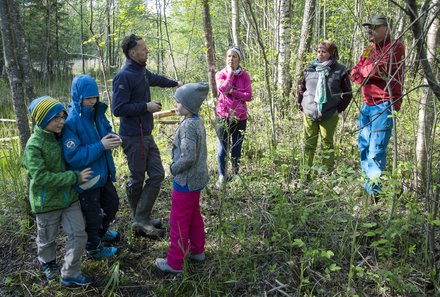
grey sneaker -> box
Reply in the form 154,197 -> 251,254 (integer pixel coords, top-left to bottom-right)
215,175 -> 225,188
189,252 -> 205,262
155,258 -> 183,273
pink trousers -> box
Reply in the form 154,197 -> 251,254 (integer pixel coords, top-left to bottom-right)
166,189 -> 205,270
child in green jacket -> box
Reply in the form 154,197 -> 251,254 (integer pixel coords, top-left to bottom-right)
23,96 -> 92,286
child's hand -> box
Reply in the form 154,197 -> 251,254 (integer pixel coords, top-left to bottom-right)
79,168 -> 93,183
101,134 -> 122,150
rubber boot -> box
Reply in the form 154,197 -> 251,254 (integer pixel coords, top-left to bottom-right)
126,186 -> 142,218
127,185 -> 162,228
132,187 -> 165,238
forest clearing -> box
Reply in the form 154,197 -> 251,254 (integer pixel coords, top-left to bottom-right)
0,0 -> 439,296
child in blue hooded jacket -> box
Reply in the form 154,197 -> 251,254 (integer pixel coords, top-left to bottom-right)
62,74 -> 121,259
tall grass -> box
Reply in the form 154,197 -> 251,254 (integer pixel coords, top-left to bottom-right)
0,80 -> 438,295
0,121 -> 28,232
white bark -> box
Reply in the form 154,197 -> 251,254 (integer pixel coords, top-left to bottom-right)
293,0 -> 315,92
231,0 -> 239,46
415,0 -> 439,192
277,0 -> 292,100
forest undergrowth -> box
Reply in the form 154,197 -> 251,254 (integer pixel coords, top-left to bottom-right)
0,94 -> 438,297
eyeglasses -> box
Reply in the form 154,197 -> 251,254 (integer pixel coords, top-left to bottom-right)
126,34 -> 142,51
367,25 -> 385,31
53,114 -> 67,123
227,44 -> 242,59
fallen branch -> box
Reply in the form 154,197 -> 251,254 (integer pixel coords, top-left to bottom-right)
154,109 -> 176,119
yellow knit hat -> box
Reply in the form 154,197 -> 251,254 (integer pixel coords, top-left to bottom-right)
28,96 -> 66,128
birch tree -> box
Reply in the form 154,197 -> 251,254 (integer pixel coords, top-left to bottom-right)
245,0 -> 276,147
231,0 -> 240,46
202,0 -> 217,99
277,0 -> 292,102
403,0 -> 440,99
293,0 -> 315,93
0,0 -> 31,152
415,0 -> 439,193
400,0 -> 440,267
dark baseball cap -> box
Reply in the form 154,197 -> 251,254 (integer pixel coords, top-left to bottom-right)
362,13 -> 389,26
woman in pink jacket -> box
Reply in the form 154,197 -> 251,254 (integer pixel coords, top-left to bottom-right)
215,45 -> 252,187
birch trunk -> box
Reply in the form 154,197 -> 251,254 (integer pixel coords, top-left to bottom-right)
231,0 -> 240,46
293,0 -> 315,93
277,0 -> 292,102
9,0 -> 35,100
0,0 -> 31,152
415,0 -> 439,193
202,0 -> 217,100
405,0 -> 440,99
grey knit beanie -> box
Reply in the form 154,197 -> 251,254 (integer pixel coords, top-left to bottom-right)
174,82 -> 209,115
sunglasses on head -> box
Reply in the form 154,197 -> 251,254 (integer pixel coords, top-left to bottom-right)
228,44 -> 241,51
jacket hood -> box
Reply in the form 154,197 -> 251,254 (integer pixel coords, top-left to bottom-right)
71,74 -> 99,113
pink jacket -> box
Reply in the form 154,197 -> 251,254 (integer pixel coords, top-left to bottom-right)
216,67 -> 252,120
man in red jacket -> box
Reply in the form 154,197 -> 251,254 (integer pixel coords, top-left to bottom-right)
350,14 -> 405,200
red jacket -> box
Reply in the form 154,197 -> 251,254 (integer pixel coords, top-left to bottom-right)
350,37 -> 405,110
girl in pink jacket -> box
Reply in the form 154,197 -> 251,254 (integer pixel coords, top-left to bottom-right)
215,46 -> 252,187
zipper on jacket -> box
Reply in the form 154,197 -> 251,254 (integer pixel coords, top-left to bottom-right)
40,187 -> 46,207
62,189 -> 70,206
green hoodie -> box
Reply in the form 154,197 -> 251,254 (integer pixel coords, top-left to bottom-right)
23,126 -> 80,214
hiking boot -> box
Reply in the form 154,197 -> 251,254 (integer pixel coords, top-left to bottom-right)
189,252 -> 205,262
101,230 -> 120,243
41,260 -> 59,280
61,274 -> 91,287
132,222 -> 165,238
155,258 -> 183,273
87,245 -> 118,260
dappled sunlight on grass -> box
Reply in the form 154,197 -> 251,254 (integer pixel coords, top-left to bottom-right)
0,89 -> 437,295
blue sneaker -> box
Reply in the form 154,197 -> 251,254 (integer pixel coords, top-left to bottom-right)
87,245 -> 118,260
101,230 -> 120,242
61,274 -> 91,287
41,260 -> 59,280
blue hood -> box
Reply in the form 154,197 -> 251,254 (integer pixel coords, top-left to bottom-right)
70,74 -> 99,114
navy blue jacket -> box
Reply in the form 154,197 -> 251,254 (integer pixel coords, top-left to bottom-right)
111,58 -> 178,136
62,75 -> 117,193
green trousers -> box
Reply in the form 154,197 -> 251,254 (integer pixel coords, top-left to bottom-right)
303,113 -> 339,172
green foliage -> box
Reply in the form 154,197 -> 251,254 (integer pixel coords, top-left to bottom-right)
0,0 -> 439,296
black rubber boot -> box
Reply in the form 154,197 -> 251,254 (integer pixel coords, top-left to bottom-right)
126,186 -> 142,218
127,185 -> 162,228
132,187 -> 165,238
